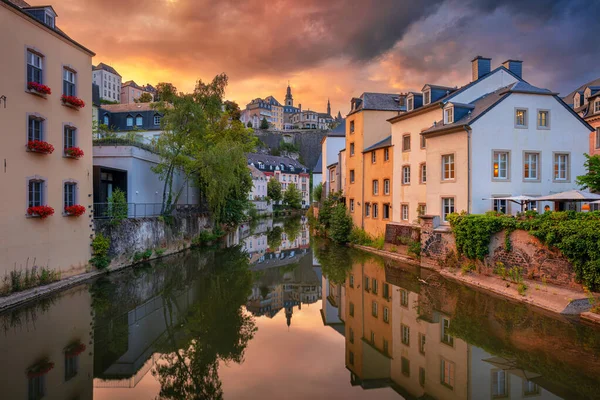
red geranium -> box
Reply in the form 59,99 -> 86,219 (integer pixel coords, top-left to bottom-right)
27,82 -> 52,95
65,342 -> 86,357
27,205 -> 55,219
27,360 -> 54,379
27,140 -> 54,154
64,204 -> 86,217
64,146 -> 84,158
61,94 -> 85,108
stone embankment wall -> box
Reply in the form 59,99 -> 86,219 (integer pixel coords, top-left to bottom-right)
94,210 -> 212,269
254,129 -> 328,170
385,222 -> 420,245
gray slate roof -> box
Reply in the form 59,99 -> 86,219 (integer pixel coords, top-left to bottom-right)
507,81 -> 555,95
328,119 -> 346,137
562,77 -> 600,104
313,154 -> 323,174
363,135 -> 392,152
349,93 -> 405,115
246,153 -> 308,171
93,62 -> 121,77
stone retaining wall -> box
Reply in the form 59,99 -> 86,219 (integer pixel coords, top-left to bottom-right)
384,222 -> 420,245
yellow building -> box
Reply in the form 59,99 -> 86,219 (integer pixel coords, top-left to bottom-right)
0,0 -> 95,277
345,93 -> 405,231
362,136 -> 394,237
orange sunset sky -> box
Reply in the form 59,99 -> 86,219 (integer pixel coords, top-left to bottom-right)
34,0 -> 599,115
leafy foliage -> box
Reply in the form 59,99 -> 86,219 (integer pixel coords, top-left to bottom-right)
135,92 -> 153,103
267,226 -> 283,250
576,154 -> 600,192
106,188 -> 128,225
267,178 -> 282,203
329,203 -> 353,244
313,182 -> 323,202
90,233 -> 111,269
283,183 -> 302,209
283,216 -> 302,243
260,117 -> 269,129
447,212 -> 516,260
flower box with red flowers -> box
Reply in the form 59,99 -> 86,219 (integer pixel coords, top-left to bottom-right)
65,342 -> 86,358
61,94 -> 85,109
27,82 -> 52,96
64,204 -> 86,217
64,146 -> 84,159
26,140 -> 55,154
27,360 -> 54,379
27,205 -> 55,219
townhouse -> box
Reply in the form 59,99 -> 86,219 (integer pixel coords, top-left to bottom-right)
0,0 -> 94,276
120,80 -> 154,104
563,78 -> 600,156
320,120 -> 346,196
92,62 -> 121,103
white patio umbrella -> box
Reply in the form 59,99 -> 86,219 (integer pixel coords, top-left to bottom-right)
482,195 -> 539,211
534,190 -> 600,202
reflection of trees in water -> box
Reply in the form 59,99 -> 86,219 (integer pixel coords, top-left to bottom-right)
283,216 -> 302,243
267,226 -> 283,250
152,247 -> 257,400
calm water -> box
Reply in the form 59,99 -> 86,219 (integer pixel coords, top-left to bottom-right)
1,217 -> 600,399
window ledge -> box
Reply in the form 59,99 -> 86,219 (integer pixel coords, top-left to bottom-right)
441,179 -> 456,183
61,102 -> 81,111
26,89 -> 48,99
63,154 -> 81,160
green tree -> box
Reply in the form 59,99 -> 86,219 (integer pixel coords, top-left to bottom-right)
267,226 -> 283,249
329,203 -> 353,243
135,92 -> 153,103
155,82 -> 177,102
246,121 -> 252,128
283,216 -> 302,242
284,183 -> 302,209
260,117 -> 269,129
223,100 -> 241,120
313,182 -> 323,202
267,178 -> 282,203
106,188 -> 128,225
576,154 -> 600,192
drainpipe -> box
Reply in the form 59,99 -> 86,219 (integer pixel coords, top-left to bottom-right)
466,126 -> 472,214
361,149 -> 365,229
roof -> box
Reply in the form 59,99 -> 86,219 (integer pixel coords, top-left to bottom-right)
506,81 -> 556,95
313,154 -> 323,173
122,80 -> 144,90
93,62 -> 121,77
328,119 -> 346,137
100,103 -> 160,113
363,135 -> 392,153
2,0 -> 94,56
348,93 -> 405,116
246,153 -> 308,171
422,84 -> 455,91
248,164 -> 266,179
327,162 -> 338,169
562,77 -> 600,104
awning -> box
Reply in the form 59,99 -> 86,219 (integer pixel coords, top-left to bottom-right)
534,190 -> 600,202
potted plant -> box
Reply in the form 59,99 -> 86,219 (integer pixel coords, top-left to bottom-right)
64,342 -> 86,358
64,146 -> 84,159
26,140 -> 54,154
27,359 -> 54,379
27,205 -> 55,219
61,94 -> 85,109
27,82 -> 52,96
64,204 -> 86,217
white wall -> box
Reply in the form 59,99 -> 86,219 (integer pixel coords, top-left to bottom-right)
450,69 -> 519,104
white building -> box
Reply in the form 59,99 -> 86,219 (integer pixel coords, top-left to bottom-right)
248,165 -> 272,214
92,62 -> 121,103
321,120 -> 346,195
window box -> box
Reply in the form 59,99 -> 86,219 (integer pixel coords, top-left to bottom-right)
27,359 -> 54,379
61,94 -> 85,109
65,342 -> 86,357
64,146 -> 84,159
26,140 -> 54,154
27,82 -> 51,97
27,205 -> 55,219
64,204 -> 86,217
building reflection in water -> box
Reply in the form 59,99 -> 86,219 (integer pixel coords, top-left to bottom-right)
320,252 -> 598,400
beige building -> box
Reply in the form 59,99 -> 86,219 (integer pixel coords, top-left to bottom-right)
0,0 -> 95,278
120,80 -> 154,104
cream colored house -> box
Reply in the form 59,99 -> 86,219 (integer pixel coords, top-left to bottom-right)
0,0 -> 95,277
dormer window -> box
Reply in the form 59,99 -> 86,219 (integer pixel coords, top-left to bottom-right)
45,12 -> 55,28
444,107 -> 454,124
135,114 -> 143,126
595,100 -> 600,113
423,90 -> 431,105
574,93 -> 581,108
126,115 -> 133,127
407,97 -> 414,111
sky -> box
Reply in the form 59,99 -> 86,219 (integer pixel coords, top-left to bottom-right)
37,0 -> 600,116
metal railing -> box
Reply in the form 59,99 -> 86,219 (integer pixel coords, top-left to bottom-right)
93,202 -> 209,219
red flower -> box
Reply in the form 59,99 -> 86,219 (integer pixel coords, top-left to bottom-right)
27,82 -> 52,95
64,146 -> 84,158
27,205 -> 55,219
27,140 -> 54,154
64,204 -> 86,217
27,361 -> 54,378
61,94 -> 85,108
65,343 -> 86,357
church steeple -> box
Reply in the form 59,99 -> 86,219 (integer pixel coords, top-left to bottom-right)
327,98 -> 331,116
285,82 -> 293,107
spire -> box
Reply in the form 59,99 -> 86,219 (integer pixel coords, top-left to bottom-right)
327,98 -> 331,116
285,82 -> 293,107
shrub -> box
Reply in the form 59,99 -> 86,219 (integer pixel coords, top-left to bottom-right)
372,236 -> 385,250
447,212 -> 516,260
461,263 -> 476,275
192,229 -> 223,247
90,233 -> 111,269
349,227 -> 373,246
408,240 -> 421,259
155,248 -> 166,256
106,188 -> 128,225
329,203 -> 353,244
517,282 -> 528,296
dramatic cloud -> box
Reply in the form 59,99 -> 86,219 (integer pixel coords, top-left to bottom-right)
37,0 -> 600,115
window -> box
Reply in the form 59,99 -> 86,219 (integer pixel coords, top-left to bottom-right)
424,90 -> 430,104
349,198 -> 355,213
442,198 -> 455,222
493,199 -> 508,214
383,283 -> 390,299
63,68 -> 76,96
371,331 -> 375,343
537,110 -> 549,128
492,370 -> 508,398
420,163 -> 427,183
103,114 -> 109,126
493,151 -> 509,180
441,317 -> 454,346
524,152 -> 539,180
350,120 -> 355,133
384,148 -> 390,161
45,12 -> 54,27
595,100 -> 600,113
372,300 -> 378,317
401,324 -> 410,346
65,353 -> 79,381
372,279 -> 378,294
349,274 -> 354,287
523,380 -> 540,396
373,180 -> 379,195
515,108 -> 527,127
349,351 -> 354,365
554,153 -> 569,181
383,338 -> 389,355
384,179 -> 390,195
402,134 -> 411,151
27,50 -> 43,84
400,289 -> 409,307
401,357 -> 410,377
442,154 -> 455,180
383,203 -> 390,219
372,203 -> 379,218
349,327 -> 354,343
64,126 -> 76,149
364,276 -> 370,291
126,115 -> 133,127
401,165 -> 411,185
28,116 -> 43,141
407,97 -> 413,111
419,367 -> 426,387
64,182 -> 76,208
445,107 -> 454,124
419,333 -> 426,354
350,142 -> 355,156
596,128 -> 600,149
154,115 -> 161,125
371,151 -> 376,163
349,302 -> 354,317
28,180 -> 43,207
420,135 -> 426,149
383,306 -> 389,323
365,202 -> 371,217
136,115 -> 143,126
417,203 -> 427,216
28,374 -> 46,400
401,204 -> 409,220
441,359 -> 455,389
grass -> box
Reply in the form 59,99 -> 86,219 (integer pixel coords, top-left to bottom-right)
517,282 -> 528,296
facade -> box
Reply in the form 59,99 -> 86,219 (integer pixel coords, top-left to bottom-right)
92,62 -> 121,103
362,136 -> 394,236
563,78 -> 600,156
98,102 -> 163,143
0,0 -> 95,277
246,153 -> 311,208
312,153 -> 323,199
265,95 -> 284,130
289,109 -> 320,129
248,164 -> 271,214
344,93 -> 406,229
120,80 -> 154,104
243,97 -> 275,129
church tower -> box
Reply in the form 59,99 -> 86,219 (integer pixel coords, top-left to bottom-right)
285,82 -> 293,107
327,98 -> 331,116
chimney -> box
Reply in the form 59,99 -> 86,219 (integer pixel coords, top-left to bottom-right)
502,59 -> 523,79
299,103 -> 302,111
471,56 -> 491,81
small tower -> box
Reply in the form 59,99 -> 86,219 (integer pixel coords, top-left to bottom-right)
327,98 -> 331,116
285,82 -> 293,107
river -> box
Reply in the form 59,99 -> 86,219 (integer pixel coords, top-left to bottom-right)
1,216 -> 599,399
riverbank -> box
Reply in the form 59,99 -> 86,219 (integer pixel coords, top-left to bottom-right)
351,243 -> 597,317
